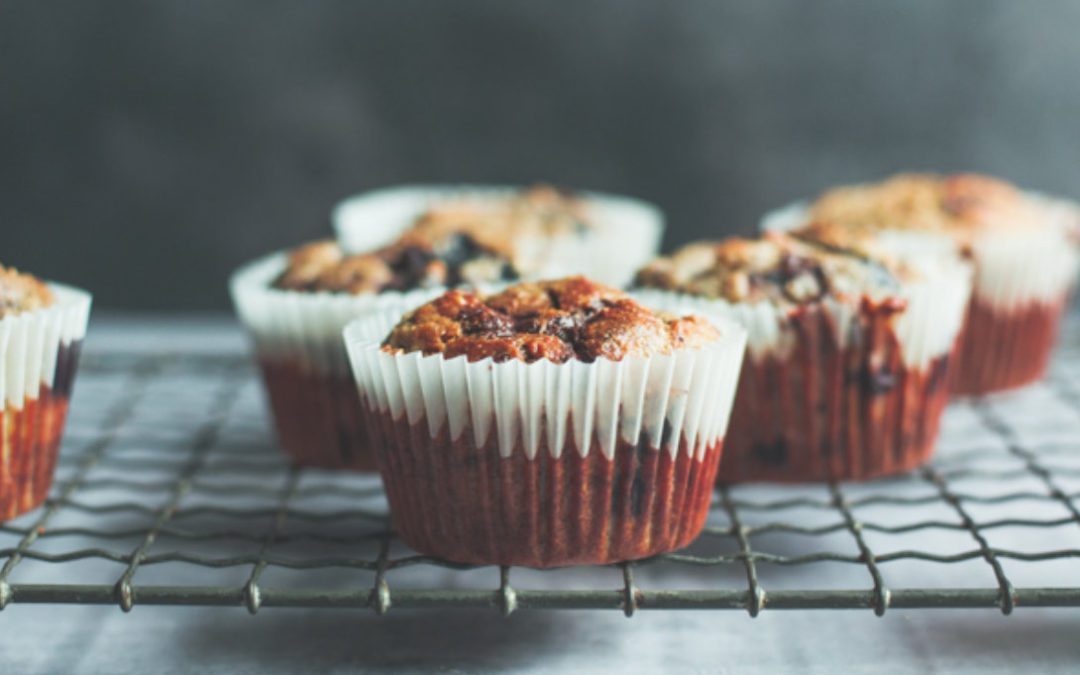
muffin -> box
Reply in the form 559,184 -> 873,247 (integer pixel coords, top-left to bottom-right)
765,173 -> 1080,394
0,265 -> 92,520
344,277 -> 747,567
231,227 -> 521,471
634,233 -> 970,482
332,184 -> 664,287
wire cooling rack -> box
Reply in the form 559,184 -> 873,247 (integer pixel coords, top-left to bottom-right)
2,334 -> 1080,617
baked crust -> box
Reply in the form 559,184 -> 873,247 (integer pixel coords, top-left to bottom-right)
635,234 -> 901,306
383,276 -> 721,363
413,185 -> 589,245
809,172 -> 1038,236
272,231 -> 518,294
0,265 -> 55,318
273,186 -> 590,295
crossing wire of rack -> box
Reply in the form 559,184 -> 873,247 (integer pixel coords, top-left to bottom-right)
2,337 -> 1080,618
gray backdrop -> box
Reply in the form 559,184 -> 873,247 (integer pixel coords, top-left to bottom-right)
4,0 -> 1080,310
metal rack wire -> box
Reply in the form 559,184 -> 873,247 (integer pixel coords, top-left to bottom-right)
2,337 -> 1080,617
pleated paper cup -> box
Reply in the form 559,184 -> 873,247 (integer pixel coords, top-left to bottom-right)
0,284 -> 91,520
762,196 -> 1080,394
951,195 -> 1080,393
344,304 -> 746,567
229,251 -> 443,471
633,264 -> 971,482
331,184 -> 664,288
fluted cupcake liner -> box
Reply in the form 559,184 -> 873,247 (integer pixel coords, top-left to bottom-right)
230,252 -> 442,470
633,260 -> 970,482
331,184 -> 665,288
0,284 -> 91,521
952,293 -> 1069,395
762,195 -> 1080,394
949,195 -> 1078,392
344,305 -> 746,567
720,306 -> 952,482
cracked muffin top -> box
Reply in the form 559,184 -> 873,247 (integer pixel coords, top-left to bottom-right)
382,276 -> 721,363
634,234 -> 904,307
273,229 -> 520,294
807,173 -> 1045,239
0,265 -> 55,319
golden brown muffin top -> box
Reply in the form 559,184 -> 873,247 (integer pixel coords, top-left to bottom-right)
0,265 -> 55,319
808,173 -> 1039,237
382,276 -> 720,363
635,234 -> 902,306
413,185 -> 591,246
272,230 -> 520,294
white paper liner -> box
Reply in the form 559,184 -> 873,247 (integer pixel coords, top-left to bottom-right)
890,262 -> 972,368
344,306 -> 746,462
968,193 -> 1079,311
0,284 -> 92,410
331,184 -> 664,288
229,252 -> 445,375
632,262 -> 970,371
761,195 -> 1080,312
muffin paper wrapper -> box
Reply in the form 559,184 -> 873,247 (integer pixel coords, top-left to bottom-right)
331,184 -> 665,288
0,284 -> 91,520
952,293 -> 1069,395
230,252 -> 443,469
367,413 -> 726,566
720,307 -> 953,482
344,300 -> 746,566
631,287 -> 964,481
952,199 -> 1075,393
763,195 -> 1077,395
761,196 -> 1080,312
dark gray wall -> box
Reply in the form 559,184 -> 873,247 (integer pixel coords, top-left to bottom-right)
4,1 -> 1080,310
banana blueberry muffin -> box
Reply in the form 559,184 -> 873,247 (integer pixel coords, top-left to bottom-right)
798,172 -> 1079,394
345,277 -> 747,567
0,265 -> 91,520
233,224 -> 526,472
634,234 -> 969,482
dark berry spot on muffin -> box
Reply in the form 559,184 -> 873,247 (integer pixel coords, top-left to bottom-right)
388,245 -> 439,290
860,366 -> 898,396
752,439 -> 788,466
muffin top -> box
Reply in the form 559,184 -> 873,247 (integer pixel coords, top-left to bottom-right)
790,219 -> 961,273
273,229 -> 520,294
0,265 -> 55,319
635,234 -> 903,307
272,186 -> 590,294
382,276 -> 721,363
414,185 -> 591,244
808,173 -> 1042,238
